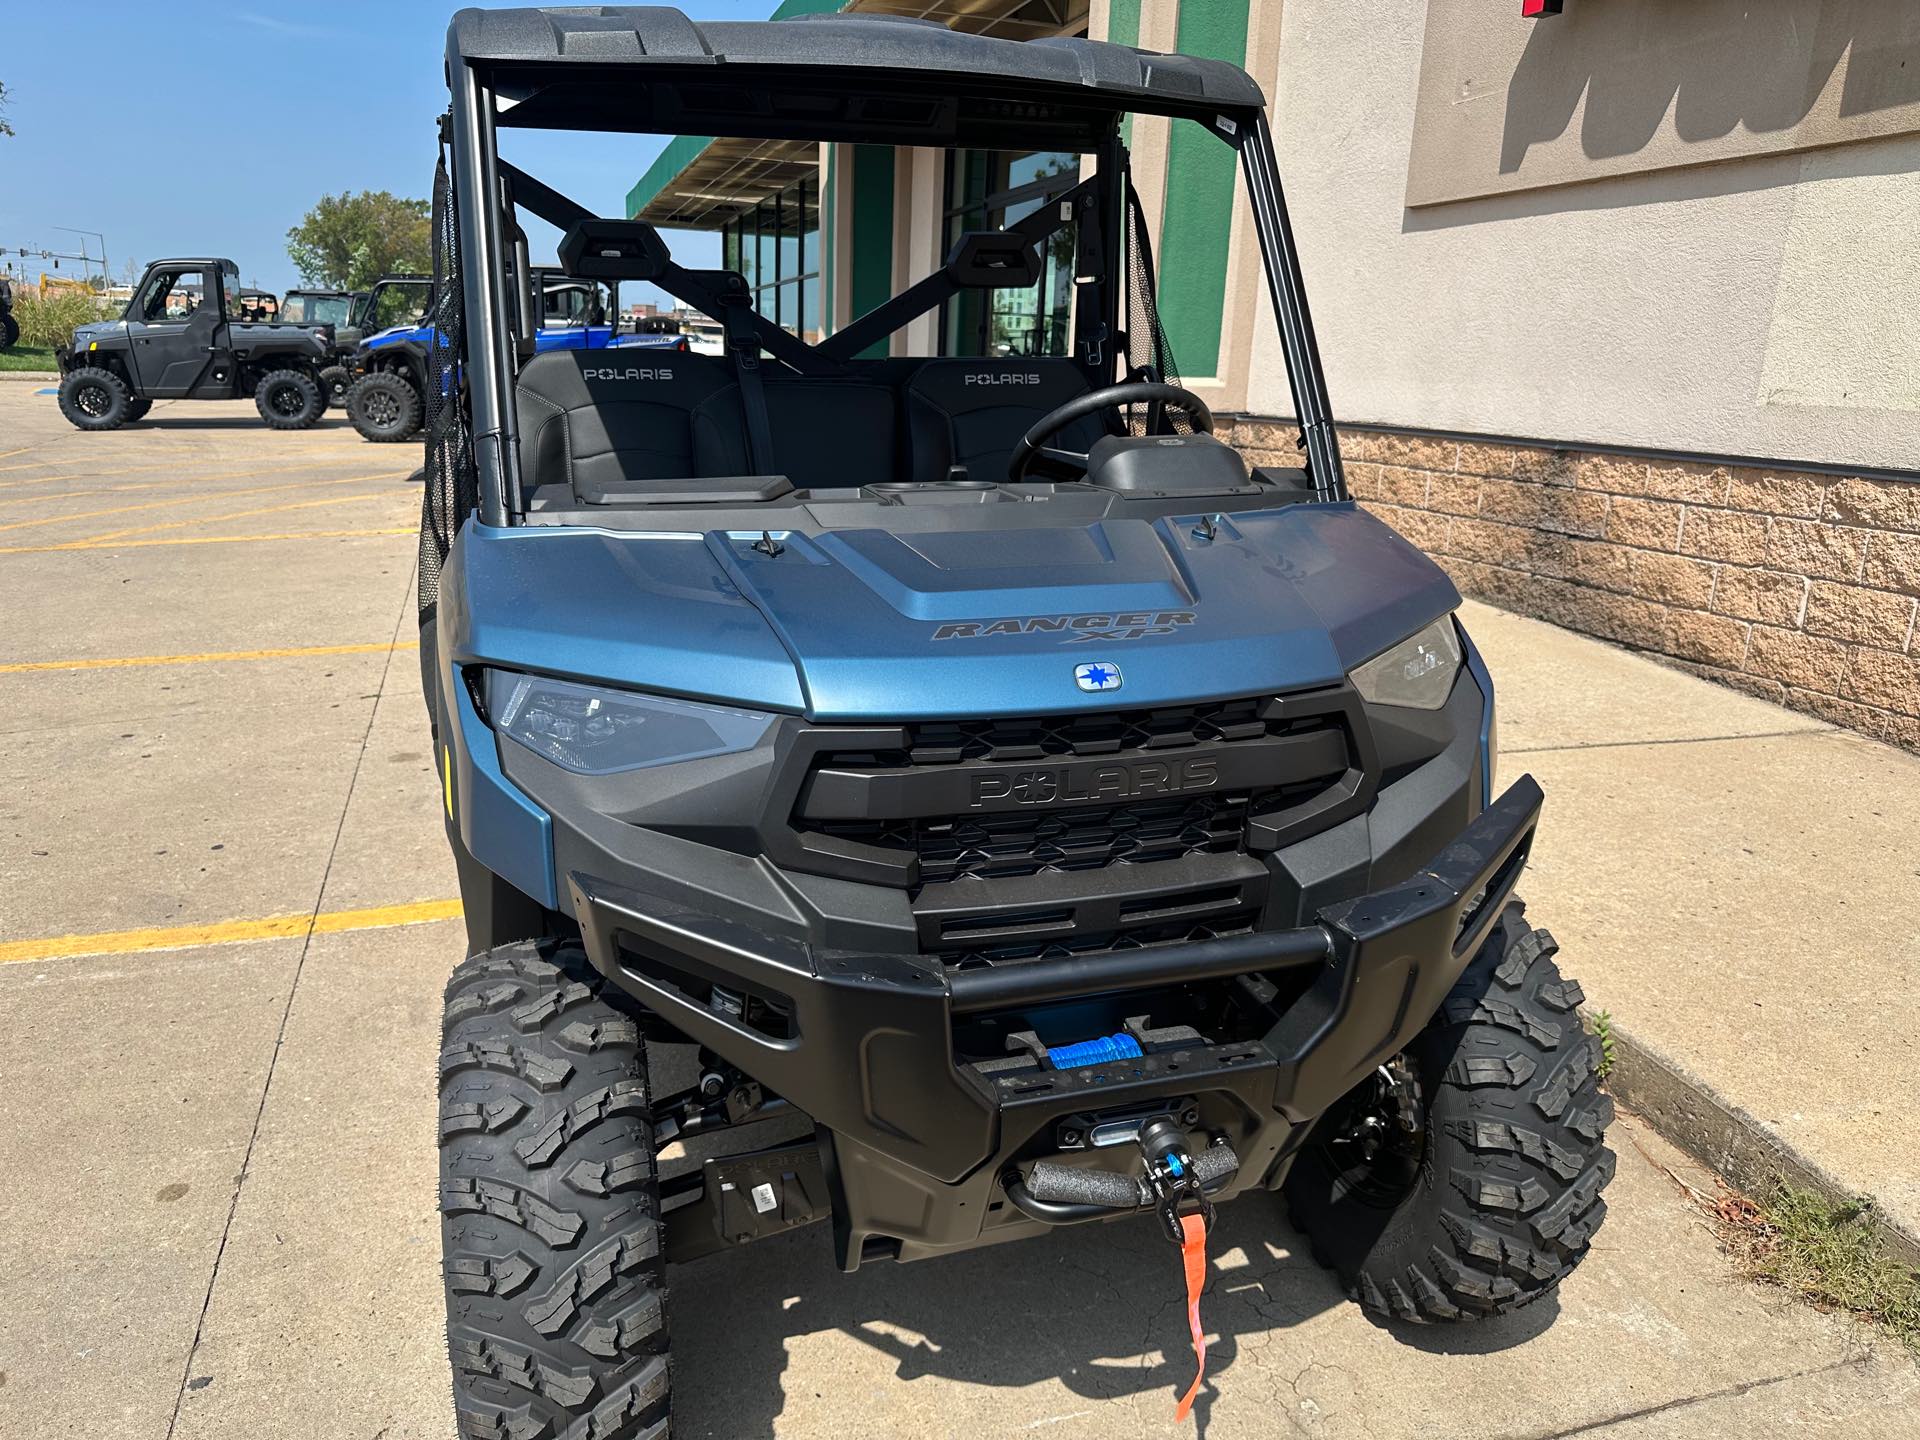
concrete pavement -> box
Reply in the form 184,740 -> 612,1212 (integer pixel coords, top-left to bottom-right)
0,386 -> 1914,1438
1466,601 -> 1920,1258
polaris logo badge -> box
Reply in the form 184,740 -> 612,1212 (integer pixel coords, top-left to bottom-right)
971,757 -> 1218,809
962,372 -> 1042,385
932,611 -> 1196,644
584,366 -> 674,381
1074,661 -> 1122,693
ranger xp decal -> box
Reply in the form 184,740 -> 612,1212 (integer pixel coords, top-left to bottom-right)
931,611 -> 1197,643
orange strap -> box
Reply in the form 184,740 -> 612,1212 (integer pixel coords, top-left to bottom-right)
1174,1212 -> 1209,1421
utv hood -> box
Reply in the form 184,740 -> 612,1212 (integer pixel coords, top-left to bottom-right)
450,504 -> 1458,720
69,320 -> 125,348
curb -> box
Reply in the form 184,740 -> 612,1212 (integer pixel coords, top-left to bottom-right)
0,371 -> 59,383
1598,1014 -> 1920,1270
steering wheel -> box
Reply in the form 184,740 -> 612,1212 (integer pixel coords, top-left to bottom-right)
1007,381 -> 1214,483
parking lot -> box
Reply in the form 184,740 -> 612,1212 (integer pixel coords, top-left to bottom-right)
2,385 -> 1916,1439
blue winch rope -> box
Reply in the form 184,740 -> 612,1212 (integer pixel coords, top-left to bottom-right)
1046,1032 -> 1144,1069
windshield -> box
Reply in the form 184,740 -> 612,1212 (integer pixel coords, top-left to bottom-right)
362,280 -> 430,332
433,52 -> 1343,542
281,293 -> 354,326
539,279 -> 613,329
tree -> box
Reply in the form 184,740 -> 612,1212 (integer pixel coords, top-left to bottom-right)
0,80 -> 15,138
286,190 -> 431,289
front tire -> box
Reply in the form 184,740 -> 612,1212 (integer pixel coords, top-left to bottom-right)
254,368 -> 325,429
346,370 -> 422,442
0,310 -> 19,349
1285,902 -> 1615,1322
57,366 -> 132,431
440,940 -> 671,1440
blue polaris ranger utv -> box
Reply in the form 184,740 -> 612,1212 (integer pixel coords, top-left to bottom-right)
347,269 -> 684,441
425,9 -> 1614,1433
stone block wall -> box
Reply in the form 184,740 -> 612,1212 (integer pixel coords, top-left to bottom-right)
1221,418 -> 1920,752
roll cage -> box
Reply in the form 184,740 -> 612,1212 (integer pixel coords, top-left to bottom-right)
436,6 -> 1345,530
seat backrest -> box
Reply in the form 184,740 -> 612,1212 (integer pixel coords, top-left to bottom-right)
694,376 -> 899,490
515,349 -> 738,496
905,358 -> 1105,484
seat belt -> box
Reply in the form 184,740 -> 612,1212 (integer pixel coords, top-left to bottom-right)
723,294 -> 775,476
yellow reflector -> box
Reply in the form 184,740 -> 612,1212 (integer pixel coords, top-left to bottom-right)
88,340 -> 97,351
444,745 -> 455,819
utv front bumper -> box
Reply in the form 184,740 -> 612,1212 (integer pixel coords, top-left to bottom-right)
571,773 -> 1541,1268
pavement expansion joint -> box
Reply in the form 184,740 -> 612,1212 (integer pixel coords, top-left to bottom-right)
162,558 -> 419,1438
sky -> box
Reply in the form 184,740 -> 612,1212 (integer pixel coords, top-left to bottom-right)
0,1 -> 778,298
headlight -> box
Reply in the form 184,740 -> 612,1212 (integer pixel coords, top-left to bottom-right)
1348,616 -> 1462,710
488,671 -> 775,775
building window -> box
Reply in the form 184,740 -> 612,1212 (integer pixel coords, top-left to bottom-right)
940,149 -> 1079,359
720,175 -> 822,342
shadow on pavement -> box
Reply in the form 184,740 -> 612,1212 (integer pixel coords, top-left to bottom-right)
127,415 -> 360,433
669,1186 -> 1559,1436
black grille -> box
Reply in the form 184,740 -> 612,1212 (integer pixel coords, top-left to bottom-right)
942,910 -> 1258,973
837,698 -> 1272,769
816,791 -> 1255,886
796,698 -> 1351,891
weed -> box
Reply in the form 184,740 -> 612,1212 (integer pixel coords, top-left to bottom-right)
1714,1182 -> 1920,1355
1590,1009 -> 1615,1080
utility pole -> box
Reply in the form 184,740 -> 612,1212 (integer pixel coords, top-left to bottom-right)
53,227 -> 110,288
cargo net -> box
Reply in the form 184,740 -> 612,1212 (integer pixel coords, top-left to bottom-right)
419,150 -> 477,625
1120,177 -> 1192,437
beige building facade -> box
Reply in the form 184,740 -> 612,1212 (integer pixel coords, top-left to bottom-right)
1234,1 -> 1920,748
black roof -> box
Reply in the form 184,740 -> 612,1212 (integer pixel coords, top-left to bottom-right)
449,7 -> 1264,145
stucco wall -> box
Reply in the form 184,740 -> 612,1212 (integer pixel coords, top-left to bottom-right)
1246,0 -> 1920,473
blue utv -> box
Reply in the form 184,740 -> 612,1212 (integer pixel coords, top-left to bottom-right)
423,9 -> 1615,1436
345,268 -> 684,442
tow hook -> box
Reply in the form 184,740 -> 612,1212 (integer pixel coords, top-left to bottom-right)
1137,1117 -> 1217,1246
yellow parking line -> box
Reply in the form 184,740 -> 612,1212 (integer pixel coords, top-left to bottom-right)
0,898 -> 465,966
0,469 -> 409,533
0,526 -> 415,556
0,447 -> 30,460
0,478 -> 187,505
1,466 -> 412,510
76,490 -> 394,546
0,639 -> 420,675
0,451 -> 390,485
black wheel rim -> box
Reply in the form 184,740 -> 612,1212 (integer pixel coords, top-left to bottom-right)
75,383 -> 110,418
270,384 -> 305,417
1313,1058 -> 1427,1210
366,390 -> 400,426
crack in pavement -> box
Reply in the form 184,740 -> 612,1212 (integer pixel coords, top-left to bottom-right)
161,557 -> 417,1439
1504,1356 -> 1865,1439
1504,726 -> 1830,757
